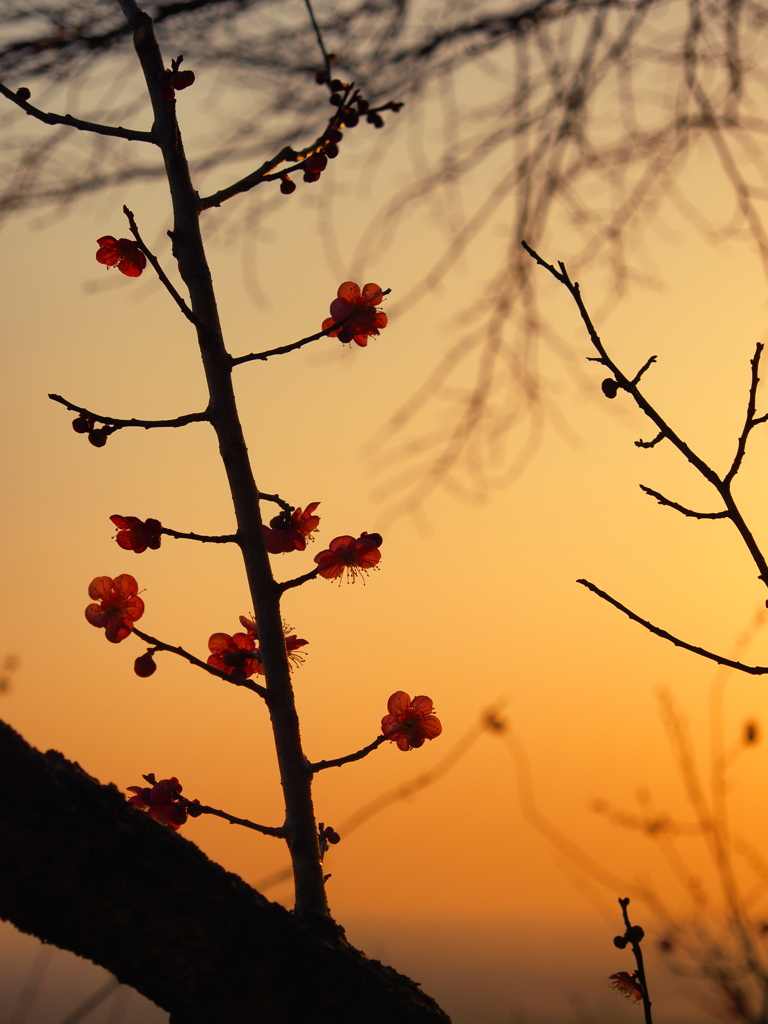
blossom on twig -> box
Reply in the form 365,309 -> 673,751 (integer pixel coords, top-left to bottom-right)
381,691 -> 442,751
95,236 -> 146,277
263,502 -> 320,553
237,616 -> 308,671
127,776 -> 187,830
314,532 -> 382,581
322,281 -> 387,346
110,515 -> 162,553
85,574 -> 144,643
207,632 -> 260,678
607,972 -> 644,1003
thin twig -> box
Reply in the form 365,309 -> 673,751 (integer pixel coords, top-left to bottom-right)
635,431 -> 665,449
162,527 -> 238,544
618,898 -> 654,1024
199,147 -> 298,210
639,485 -> 729,520
308,735 -> 386,772
123,206 -> 197,324
278,567 -> 321,593
189,802 -> 285,837
49,394 -> 208,430
303,0 -> 332,78
0,81 -> 154,143
132,626 -> 268,698
725,342 -> 764,486
577,579 -> 768,675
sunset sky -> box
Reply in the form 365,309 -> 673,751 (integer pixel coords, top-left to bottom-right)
3,27 -> 768,1023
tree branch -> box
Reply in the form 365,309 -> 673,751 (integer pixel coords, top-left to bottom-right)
49,394 -> 209,430
577,579 -> 768,675
0,81 -> 154,143
638,485 -> 729,520
189,802 -> 285,837
279,567 -> 321,593
162,527 -> 238,544
308,735 -> 387,773
132,627 -> 268,699
724,342 -> 764,486
123,205 -> 197,324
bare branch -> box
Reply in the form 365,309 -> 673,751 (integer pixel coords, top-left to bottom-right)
635,431 -> 665,449
162,527 -> 238,544
49,394 -> 209,430
631,356 -> 657,385
0,81 -> 154,143
308,735 -> 387,773
123,206 -> 197,324
639,484 -> 729,520
132,627 -> 268,699
188,802 -> 285,837
278,567 -> 321,593
199,146 -> 298,210
724,342 -> 764,486
577,579 -> 768,676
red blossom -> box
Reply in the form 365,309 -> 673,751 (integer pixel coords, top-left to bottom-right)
381,692 -> 442,751
110,515 -> 162,554
127,776 -> 187,830
607,972 -> 644,1003
85,574 -> 144,643
263,502 -> 320,554
322,281 -> 388,346
314,532 -> 382,581
95,236 -> 146,278
207,632 -> 260,678
158,66 -> 195,101
230,616 -> 308,672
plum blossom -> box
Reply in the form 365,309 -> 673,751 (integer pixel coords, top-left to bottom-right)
263,502 -> 320,554
110,515 -> 162,554
207,632 -> 260,678
381,692 -> 442,751
95,236 -> 146,277
314,532 -> 382,581
85,575 -> 144,643
322,281 -> 387,346
127,776 -> 187,830
607,972 -> 644,1003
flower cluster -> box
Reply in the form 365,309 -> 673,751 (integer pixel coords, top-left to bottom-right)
263,502 -> 320,553
607,972 -> 644,1003
71,412 -> 112,448
85,575 -> 144,643
127,775 -> 188,830
207,618 -> 308,678
314,71 -> 402,131
158,56 -> 195,101
111,515 -> 162,554
314,532 -> 382,581
322,282 -> 387,347
95,236 -> 146,278
381,692 -> 442,751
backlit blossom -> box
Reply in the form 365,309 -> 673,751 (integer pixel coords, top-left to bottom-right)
158,67 -> 195,101
110,515 -> 162,554
263,502 -> 320,554
314,532 -> 382,581
127,776 -> 187,830
95,236 -> 146,277
207,632 -> 260,678
607,972 -> 644,1003
381,692 -> 442,751
232,616 -> 308,672
85,575 -> 144,643
322,281 -> 387,347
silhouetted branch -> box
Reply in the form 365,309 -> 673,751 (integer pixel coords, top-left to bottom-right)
132,626 -> 268,698
635,431 -> 665,449
577,579 -> 768,675
278,567 -> 321,592
724,342 -> 765,486
617,898 -> 654,1024
308,735 -> 386,772
123,205 -> 197,324
638,485 -> 729,520
49,394 -> 209,430
0,81 -> 154,142
188,801 -> 285,837
162,527 -> 238,543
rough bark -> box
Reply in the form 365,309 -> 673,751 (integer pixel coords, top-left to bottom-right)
0,719 -> 451,1023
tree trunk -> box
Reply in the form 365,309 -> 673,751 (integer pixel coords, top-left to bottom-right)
0,719 -> 451,1023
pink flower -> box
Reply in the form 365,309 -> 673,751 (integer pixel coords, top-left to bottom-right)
110,515 -> 162,554
207,632 -> 260,678
127,776 -> 187,830
314,532 -> 382,581
322,281 -> 387,346
85,575 -> 144,643
234,616 -> 308,672
607,972 -> 644,1003
95,236 -> 146,277
263,502 -> 320,554
381,692 -> 442,751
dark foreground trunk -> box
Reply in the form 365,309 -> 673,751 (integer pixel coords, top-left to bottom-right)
0,720 -> 451,1023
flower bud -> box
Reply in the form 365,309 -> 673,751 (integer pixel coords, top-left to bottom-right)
72,413 -> 94,434
186,799 -> 203,817
16,87 -> 31,101
330,79 -> 344,92
325,143 -> 339,159
366,112 -> 384,128
315,70 -> 327,85
280,176 -> 297,195
305,152 -> 328,174
134,652 -> 157,677
613,935 -> 628,949
341,109 -> 359,128
601,378 -> 619,399
627,925 -> 645,943
88,428 -> 109,447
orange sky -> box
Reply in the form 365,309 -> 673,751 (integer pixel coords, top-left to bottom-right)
3,52 -> 768,1024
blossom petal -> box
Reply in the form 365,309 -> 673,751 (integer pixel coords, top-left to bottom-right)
337,281 -> 361,303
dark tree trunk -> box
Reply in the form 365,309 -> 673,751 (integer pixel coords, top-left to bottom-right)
0,719 -> 451,1023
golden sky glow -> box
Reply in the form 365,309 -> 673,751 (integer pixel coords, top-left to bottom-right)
3,57 -> 768,1024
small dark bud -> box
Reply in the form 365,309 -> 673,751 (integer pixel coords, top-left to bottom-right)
315,70 -> 327,85
303,170 -> 321,183
72,413 -> 94,434
601,378 -> 619,399
341,109 -> 359,128
325,143 -> 339,159
280,176 -> 296,195
366,111 -> 384,128
186,799 -> 203,817
329,94 -> 343,106
305,152 -> 328,174
363,532 -> 383,547
330,79 -> 344,92
15,87 -> 30,101
613,935 -> 628,949
88,428 -> 109,448
327,128 -> 343,144
627,925 -> 645,943
356,98 -> 369,113
324,828 -> 340,845
134,652 -> 157,678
